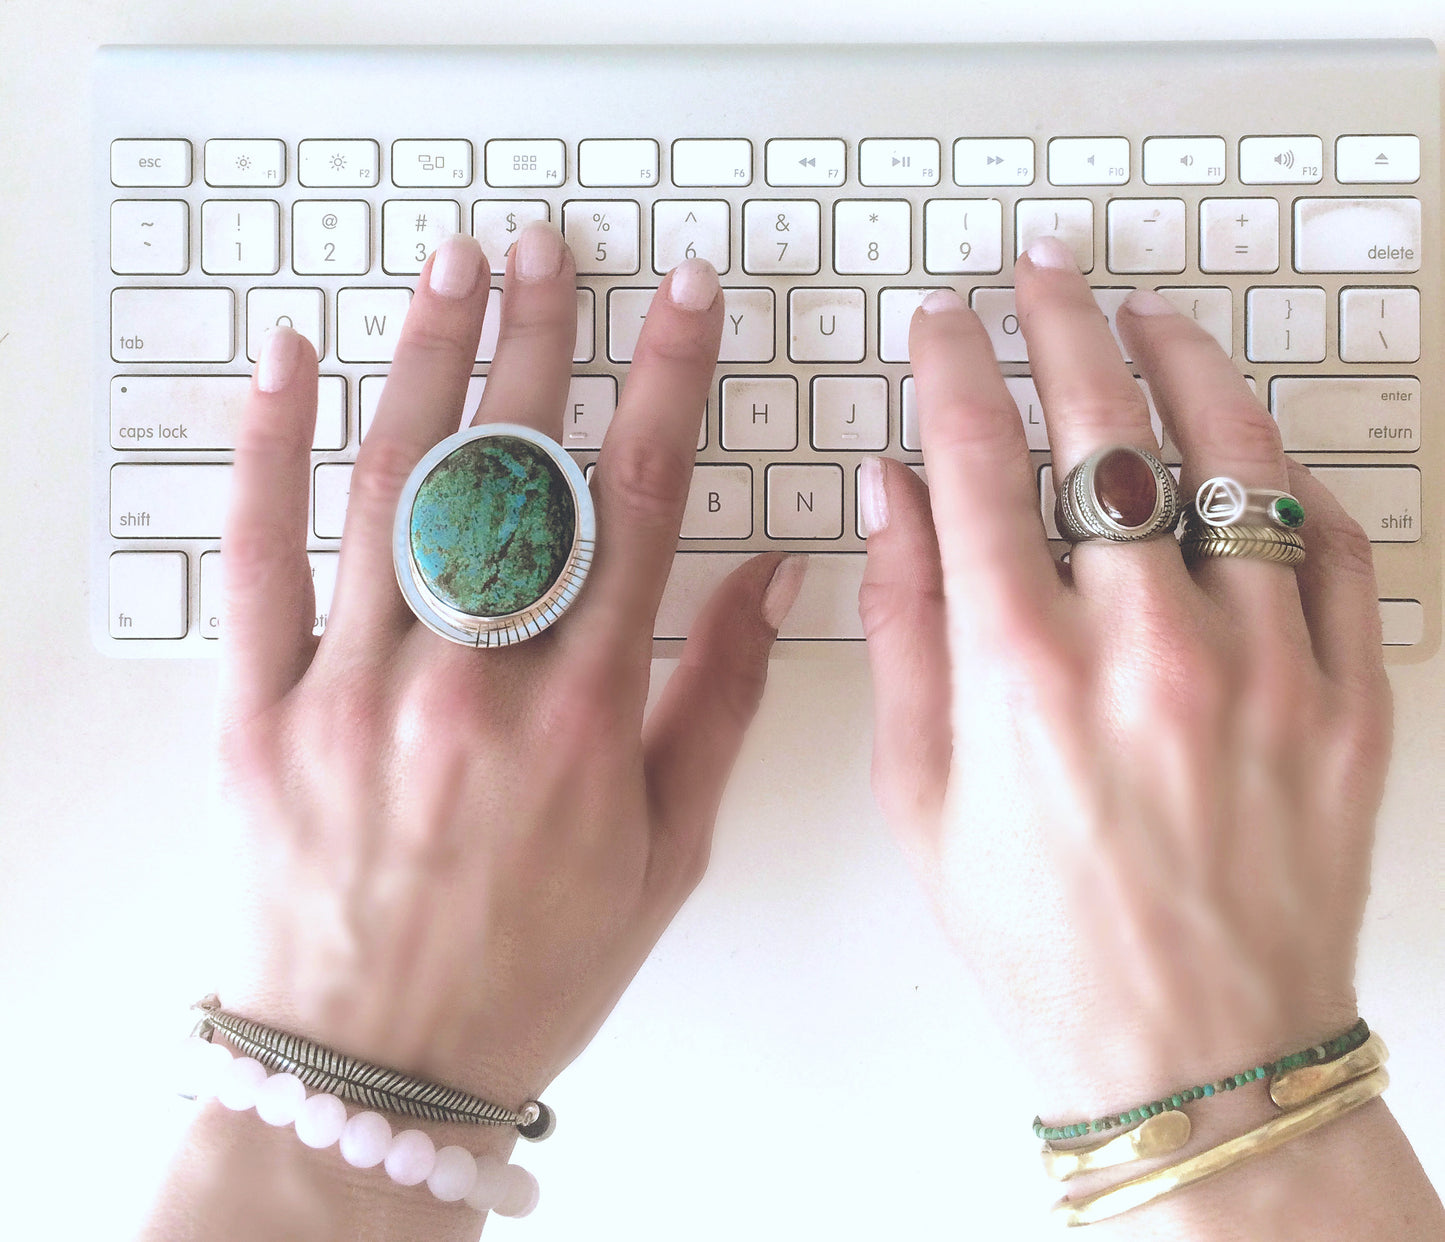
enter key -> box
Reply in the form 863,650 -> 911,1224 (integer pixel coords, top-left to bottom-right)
1271,377 -> 1420,452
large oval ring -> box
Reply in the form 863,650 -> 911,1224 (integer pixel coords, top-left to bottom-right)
392,423 -> 595,647
1054,445 -> 1180,544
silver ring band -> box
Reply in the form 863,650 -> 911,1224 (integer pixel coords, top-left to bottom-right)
1184,476 -> 1306,531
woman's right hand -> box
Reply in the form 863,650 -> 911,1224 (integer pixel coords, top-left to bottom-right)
855,237 -> 1438,1234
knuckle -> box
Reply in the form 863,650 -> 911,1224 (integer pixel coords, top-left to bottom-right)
922,399 -> 1025,457
397,303 -> 481,362
349,436 -> 420,521
1313,513 -> 1377,583
598,436 -> 692,527
1053,392 -> 1155,444
1193,401 -> 1285,468
631,316 -> 721,369
219,522 -> 302,594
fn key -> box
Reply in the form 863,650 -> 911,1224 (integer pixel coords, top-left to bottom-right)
110,552 -> 187,638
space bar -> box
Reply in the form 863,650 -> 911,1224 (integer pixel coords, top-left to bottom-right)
655,552 -> 865,641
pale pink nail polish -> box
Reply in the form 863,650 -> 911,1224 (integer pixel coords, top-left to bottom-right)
428,233 -> 483,299
762,555 -> 808,631
919,288 -> 966,315
1026,235 -> 1079,271
1123,288 -> 1179,317
514,220 -> 565,282
858,457 -> 890,537
256,325 -> 299,393
668,258 -> 720,310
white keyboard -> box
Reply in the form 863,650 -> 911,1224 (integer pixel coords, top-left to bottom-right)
93,42 -> 1441,659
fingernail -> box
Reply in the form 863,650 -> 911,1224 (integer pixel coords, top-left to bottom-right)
761,555 -> 808,632
920,287 -> 966,315
428,232 -> 484,299
1026,235 -> 1078,271
668,257 -> 720,311
858,457 -> 890,537
256,325 -> 299,393
1122,288 -> 1179,317
514,220 -> 566,282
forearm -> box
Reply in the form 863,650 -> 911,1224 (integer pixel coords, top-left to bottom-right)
1085,1099 -> 1445,1240
141,1104 -> 517,1242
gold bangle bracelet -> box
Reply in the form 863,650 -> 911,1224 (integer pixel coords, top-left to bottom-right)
1052,1067 -> 1389,1228
1271,1033 -> 1388,1109
1044,1110 -> 1194,1181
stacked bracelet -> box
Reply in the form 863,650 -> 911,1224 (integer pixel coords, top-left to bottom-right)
179,1035 -> 539,1216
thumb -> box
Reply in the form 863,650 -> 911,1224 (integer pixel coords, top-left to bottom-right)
857,457 -> 951,831
640,553 -> 807,902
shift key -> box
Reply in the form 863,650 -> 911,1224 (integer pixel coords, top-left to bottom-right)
112,287 -> 234,362
112,464 -> 234,537
1311,466 -> 1420,542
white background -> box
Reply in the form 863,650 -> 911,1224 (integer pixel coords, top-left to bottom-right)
0,3 -> 1442,1239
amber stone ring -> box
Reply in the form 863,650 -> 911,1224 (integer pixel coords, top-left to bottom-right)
392,423 -> 595,647
1054,445 -> 1180,544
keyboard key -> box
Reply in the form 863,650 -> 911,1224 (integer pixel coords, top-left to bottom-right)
789,288 -> 865,363
579,139 -> 659,187
764,138 -> 845,188
111,464 -> 233,537
1270,377 -> 1420,452
672,139 -> 752,187
1238,135 -> 1322,184
565,200 -> 641,274
1152,287 -> 1234,354
766,464 -> 844,539
721,377 -> 797,451
719,288 -> 776,362
337,287 -> 412,362
1293,197 -> 1420,273
201,200 -> 280,275
109,552 -> 187,639
834,200 -> 911,274
970,287 -> 1028,363
1015,199 -> 1094,272
1142,137 -> 1226,185
653,200 -> 730,274
200,550 -> 340,638
204,139 -> 286,187
391,140 -> 473,187
901,376 -> 920,451
1005,376 -> 1049,450
1335,135 -> 1420,184
743,200 -> 820,275
680,466 -> 753,538
1339,287 -> 1420,363
811,376 -> 887,451
859,139 -> 941,187
382,199 -> 461,274
879,287 -> 941,363
360,375 -> 486,440
111,138 -> 191,187
1246,287 -> 1326,363
1048,137 -> 1129,186
657,551 -> 865,639
1378,599 -> 1424,646
606,287 -> 652,362
1199,198 -> 1279,272
111,374 -> 346,451
1106,199 -> 1186,273
952,138 -> 1034,187
111,287 -> 234,363
246,288 -> 326,362
111,200 -> 189,275
923,199 -> 1003,273
471,200 -> 550,271
292,200 -> 370,274
559,376 -> 619,450
485,139 -> 565,188
1310,466 -> 1420,541
298,139 -> 380,187
313,463 -> 353,538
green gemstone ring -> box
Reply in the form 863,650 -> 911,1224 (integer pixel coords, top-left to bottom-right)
1189,476 -> 1306,531
393,423 -> 595,647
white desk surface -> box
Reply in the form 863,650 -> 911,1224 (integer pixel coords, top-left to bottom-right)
0,4 -> 1441,1238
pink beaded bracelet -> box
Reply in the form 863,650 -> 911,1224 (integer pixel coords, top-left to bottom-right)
178,1036 -> 540,1217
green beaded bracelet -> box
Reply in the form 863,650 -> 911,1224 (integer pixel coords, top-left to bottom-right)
1033,1018 -> 1370,1142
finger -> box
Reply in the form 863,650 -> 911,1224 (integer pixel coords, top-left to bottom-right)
1016,236 -> 1188,592
470,220 -> 577,441
219,325 -> 319,721
564,259 -> 724,679
641,553 -> 805,904
1117,289 -> 1310,653
910,287 -> 1065,652
326,233 -> 491,646
1284,460 -> 1388,688
856,458 -> 951,831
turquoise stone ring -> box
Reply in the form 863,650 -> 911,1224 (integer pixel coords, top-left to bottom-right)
393,424 -> 595,646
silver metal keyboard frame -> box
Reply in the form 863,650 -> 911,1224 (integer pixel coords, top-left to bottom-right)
93,41 -> 1442,661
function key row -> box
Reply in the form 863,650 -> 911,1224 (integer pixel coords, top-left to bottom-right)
111,134 -> 1422,191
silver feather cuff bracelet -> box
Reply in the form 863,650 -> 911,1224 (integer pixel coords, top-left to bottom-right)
190,995 -> 555,1140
